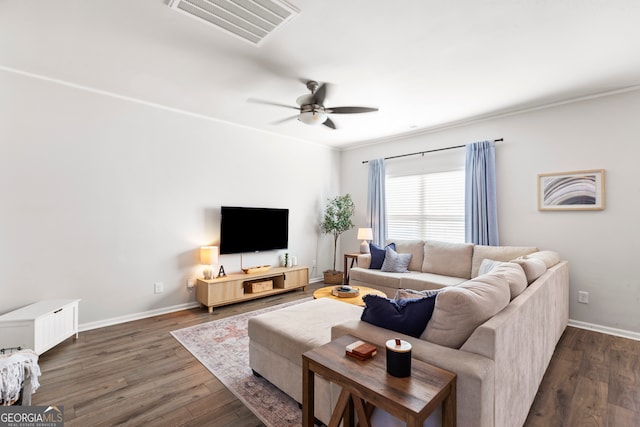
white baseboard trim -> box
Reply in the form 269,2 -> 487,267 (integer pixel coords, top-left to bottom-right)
79,301 -> 201,332
79,282 -> 323,332
568,319 -> 640,341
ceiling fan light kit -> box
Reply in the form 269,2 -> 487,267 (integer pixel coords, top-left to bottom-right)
299,110 -> 327,125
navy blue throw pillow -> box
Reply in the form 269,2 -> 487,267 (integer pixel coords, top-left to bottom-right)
369,243 -> 396,269
360,294 -> 437,338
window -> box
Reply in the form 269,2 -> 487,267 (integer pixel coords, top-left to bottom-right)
386,170 -> 464,243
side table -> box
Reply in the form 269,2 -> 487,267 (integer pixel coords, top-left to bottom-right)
343,253 -> 361,284
302,334 -> 456,427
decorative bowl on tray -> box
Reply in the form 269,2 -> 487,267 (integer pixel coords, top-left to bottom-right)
332,285 -> 360,298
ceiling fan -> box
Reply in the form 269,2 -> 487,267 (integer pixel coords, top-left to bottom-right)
249,80 -> 378,129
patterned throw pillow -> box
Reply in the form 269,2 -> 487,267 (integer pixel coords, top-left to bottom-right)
380,247 -> 412,273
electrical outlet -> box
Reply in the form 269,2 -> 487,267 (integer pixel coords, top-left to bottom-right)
312,260 -> 316,268
186,278 -> 196,289
154,282 -> 164,294
578,291 -> 589,304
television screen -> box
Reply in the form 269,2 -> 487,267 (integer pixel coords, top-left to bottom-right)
220,206 -> 289,254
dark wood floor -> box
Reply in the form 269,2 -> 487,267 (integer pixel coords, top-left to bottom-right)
33,283 -> 640,426
524,325 -> 640,426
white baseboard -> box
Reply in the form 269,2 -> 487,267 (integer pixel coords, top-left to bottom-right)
79,301 -> 201,332
80,281 -> 325,332
568,319 -> 640,341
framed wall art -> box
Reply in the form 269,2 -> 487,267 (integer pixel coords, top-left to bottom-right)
538,169 -> 605,211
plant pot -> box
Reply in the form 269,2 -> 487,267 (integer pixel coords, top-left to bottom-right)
323,270 -> 344,285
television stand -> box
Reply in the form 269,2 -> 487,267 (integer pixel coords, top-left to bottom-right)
195,266 -> 309,313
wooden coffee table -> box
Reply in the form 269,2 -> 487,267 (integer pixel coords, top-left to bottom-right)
302,334 -> 456,427
312,286 -> 386,306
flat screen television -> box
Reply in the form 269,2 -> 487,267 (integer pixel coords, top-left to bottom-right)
219,206 -> 289,254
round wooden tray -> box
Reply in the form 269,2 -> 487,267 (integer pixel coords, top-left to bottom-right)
332,286 -> 360,298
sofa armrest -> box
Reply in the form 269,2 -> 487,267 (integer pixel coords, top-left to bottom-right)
332,320 -> 495,427
356,254 -> 371,269
460,260 -> 569,427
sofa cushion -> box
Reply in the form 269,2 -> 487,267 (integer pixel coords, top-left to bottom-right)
422,272 -> 510,348
422,240 -> 474,279
399,273 -> 466,291
361,294 -> 436,338
381,247 -> 412,273
349,267 -> 405,290
479,259 -> 528,299
512,257 -> 547,284
525,250 -> 561,268
356,254 -> 371,269
387,239 -> 425,272
394,288 -> 443,301
369,242 -> 396,269
471,245 -> 538,278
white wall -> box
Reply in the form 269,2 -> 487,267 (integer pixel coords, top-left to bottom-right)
341,89 -> 640,334
0,70 -> 340,326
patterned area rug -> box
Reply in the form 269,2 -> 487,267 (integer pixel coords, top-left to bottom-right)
170,298 -> 312,427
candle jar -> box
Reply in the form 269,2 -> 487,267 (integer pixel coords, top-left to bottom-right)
385,339 -> 412,377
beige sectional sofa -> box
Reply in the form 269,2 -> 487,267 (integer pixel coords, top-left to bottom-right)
248,239 -> 569,426
349,239 -> 542,296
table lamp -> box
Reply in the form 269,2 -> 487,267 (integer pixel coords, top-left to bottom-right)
200,246 -> 219,280
357,228 -> 373,254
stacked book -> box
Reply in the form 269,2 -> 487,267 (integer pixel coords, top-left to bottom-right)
345,340 -> 377,361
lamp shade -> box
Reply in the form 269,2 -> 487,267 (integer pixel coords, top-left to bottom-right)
357,228 -> 373,241
200,246 -> 219,265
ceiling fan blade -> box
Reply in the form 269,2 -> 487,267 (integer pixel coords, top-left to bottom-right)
325,106 -> 379,114
323,117 -> 337,129
271,115 -> 299,125
311,83 -> 328,105
247,98 -> 299,110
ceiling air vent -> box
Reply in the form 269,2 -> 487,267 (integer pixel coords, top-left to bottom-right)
168,0 -> 299,46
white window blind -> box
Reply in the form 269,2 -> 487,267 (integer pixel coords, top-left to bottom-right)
386,170 -> 465,243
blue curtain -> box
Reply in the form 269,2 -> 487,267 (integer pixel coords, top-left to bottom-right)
367,159 -> 387,246
465,141 -> 499,245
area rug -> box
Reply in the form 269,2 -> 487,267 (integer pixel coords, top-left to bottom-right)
170,298 -> 312,427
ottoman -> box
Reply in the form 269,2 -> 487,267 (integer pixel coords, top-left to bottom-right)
248,297 -> 363,423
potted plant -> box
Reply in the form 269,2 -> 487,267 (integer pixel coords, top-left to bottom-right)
320,194 -> 355,284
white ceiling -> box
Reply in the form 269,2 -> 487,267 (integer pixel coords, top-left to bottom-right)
2,0 -> 640,148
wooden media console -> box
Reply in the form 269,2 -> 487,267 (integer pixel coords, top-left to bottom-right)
196,266 -> 308,313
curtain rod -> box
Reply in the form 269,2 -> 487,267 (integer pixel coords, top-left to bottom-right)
362,138 -> 503,164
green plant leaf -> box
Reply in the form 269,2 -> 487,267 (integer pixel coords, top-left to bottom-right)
320,194 -> 355,270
